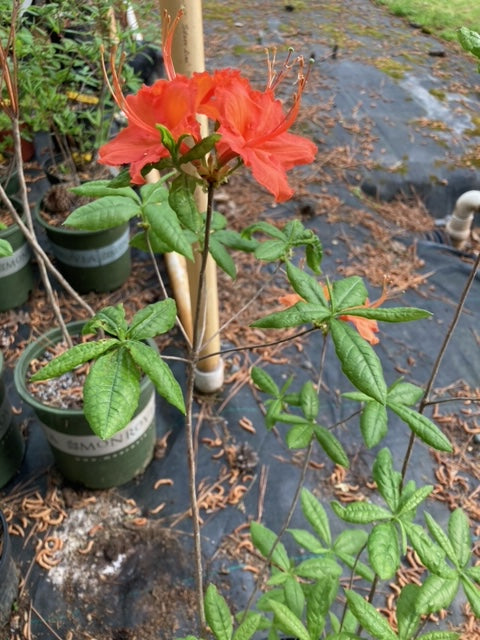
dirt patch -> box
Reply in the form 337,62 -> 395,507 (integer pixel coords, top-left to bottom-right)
51,496 -> 198,638
38,184 -> 92,228
4,491 -> 200,640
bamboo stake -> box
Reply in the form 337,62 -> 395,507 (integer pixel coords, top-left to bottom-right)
160,0 -> 224,392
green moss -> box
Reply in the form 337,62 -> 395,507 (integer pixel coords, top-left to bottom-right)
232,45 -> 256,56
374,58 -> 411,79
428,88 -> 447,101
349,24 -> 385,39
464,116 -> 480,137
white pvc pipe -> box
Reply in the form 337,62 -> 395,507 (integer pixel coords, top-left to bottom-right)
126,3 -> 144,41
445,190 -> 480,246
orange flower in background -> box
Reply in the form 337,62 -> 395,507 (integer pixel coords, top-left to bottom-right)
341,305 -> 380,345
278,286 -> 386,345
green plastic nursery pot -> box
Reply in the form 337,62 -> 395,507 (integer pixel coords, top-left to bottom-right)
0,509 -> 19,627
35,205 -> 131,293
0,351 -> 25,488
0,212 -> 35,312
14,322 -> 156,489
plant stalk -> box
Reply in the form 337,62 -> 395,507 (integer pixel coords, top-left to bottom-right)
183,180 -> 217,634
401,251 -> 480,481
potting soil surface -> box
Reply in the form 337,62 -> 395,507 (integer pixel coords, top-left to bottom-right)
1,0 -> 480,638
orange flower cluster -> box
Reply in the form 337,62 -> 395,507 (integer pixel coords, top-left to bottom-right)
99,14 -> 317,202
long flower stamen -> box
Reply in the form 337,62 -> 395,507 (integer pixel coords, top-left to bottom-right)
266,46 -> 295,92
162,8 -> 184,80
247,55 -> 309,149
101,45 -> 157,135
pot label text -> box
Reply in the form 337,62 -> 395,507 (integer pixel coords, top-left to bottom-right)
42,392 -> 155,457
0,242 -> 31,277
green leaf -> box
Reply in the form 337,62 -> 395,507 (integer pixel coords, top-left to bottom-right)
461,576 -> 480,617
372,449 -> 400,512
168,173 -> 202,232
424,512 -> 458,564
209,236 -> 236,279
213,229 -> 258,253
286,262 -> 327,305
466,565 -> 480,582
30,339 -> 118,381
126,341 -> 185,414
396,584 -> 421,640
251,304 -> 327,329
387,380 -> 424,406
179,133 -> 222,164
265,398 -> 283,430
286,423 -> 314,449
329,319 -> 387,404
398,485 -> 433,517
0,238 -> 13,257
459,26 -> 480,60
284,575 -> 305,619
128,299 -> 177,340
342,391 -> 372,403
71,181 -> 139,202
332,501 -> 391,524
156,124 -> 177,157
404,522 -> 448,576
368,522 -> 400,580
361,400 -> 388,448
306,575 -> 338,638
144,202 -> 194,260
342,306 -> 431,323
232,613 -> 262,640
244,220 -> 286,241
335,551 -> 375,583
294,556 -> 342,580
267,600 -> 310,640
300,381 -> 319,421
387,401 -> 452,452
287,529 -> 325,555
331,276 -> 367,311
448,508 -> 471,568
84,304 -> 129,338
415,575 -> 459,615
83,348 -> 140,439
65,196 -> 140,230
333,529 -> 368,556
129,229 -> 171,254
301,488 -> 331,546
250,522 -> 290,571
254,239 -> 287,262
204,584 -> 232,640
314,426 -> 349,467
305,240 -> 323,275
251,367 -> 280,396
139,180 -> 170,205
345,589 -> 397,640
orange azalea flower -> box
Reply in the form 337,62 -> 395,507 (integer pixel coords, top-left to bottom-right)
98,76 -> 202,184
341,307 -> 380,345
195,69 -> 317,202
278,286 -> 386,345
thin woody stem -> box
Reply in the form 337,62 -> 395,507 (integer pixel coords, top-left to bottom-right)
183,181 -> 216,634
401,251 -> 480,482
